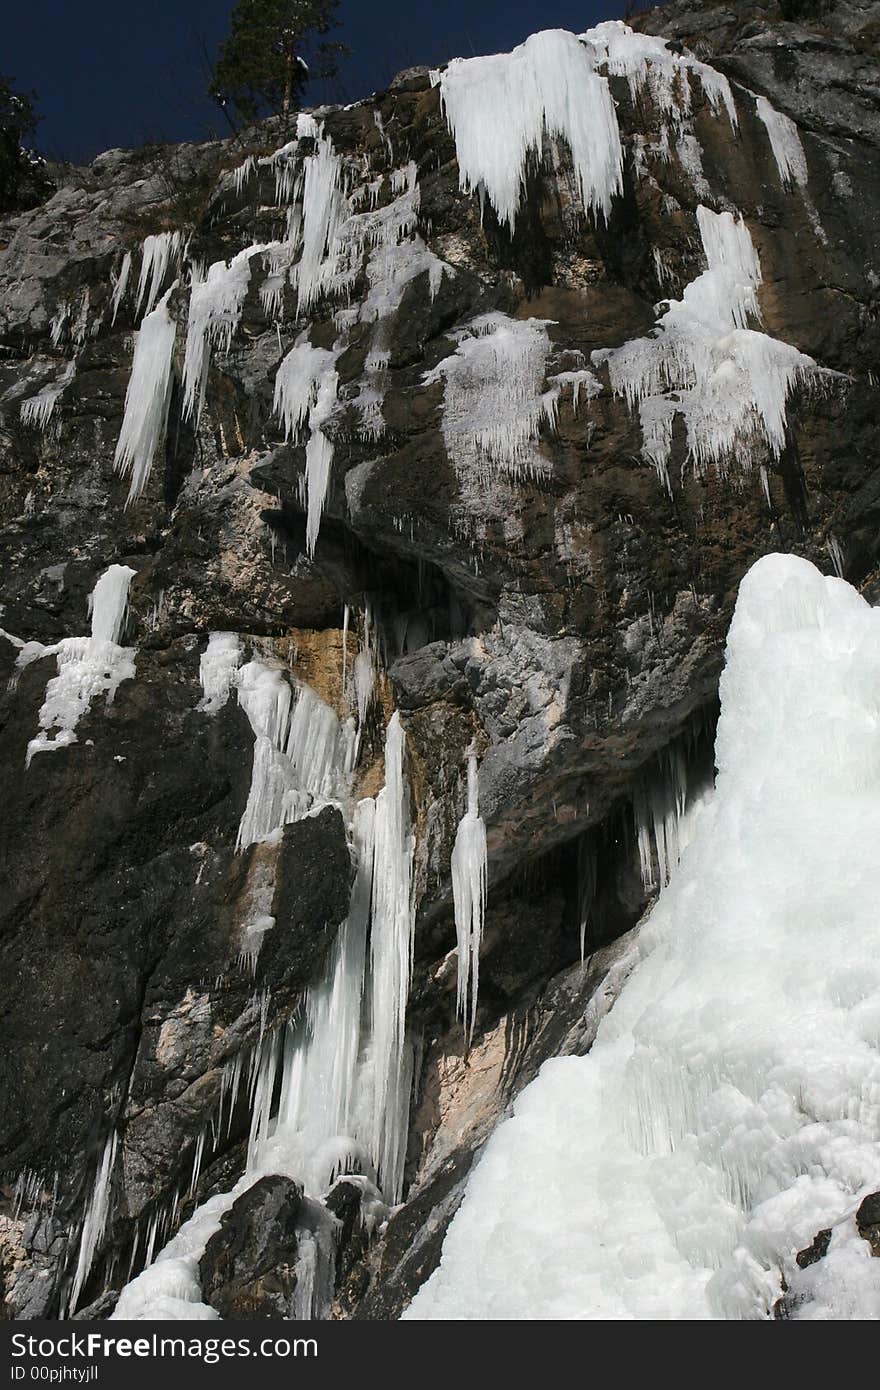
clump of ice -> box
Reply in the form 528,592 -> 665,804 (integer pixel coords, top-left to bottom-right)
594,205 -> 822,490
424,312 -> 559,481
197,633 -> 242,714
273,338 -> 341,558
113,286 -> 177,505
110,250 -> 132,325
17,564 -> 137,766
405,554 -> 880,1321
181,244 -> 273,423
234,659 -> 352,849
581,20 -> 738,131
19,361 -> 76,431
437,28 -> 623,230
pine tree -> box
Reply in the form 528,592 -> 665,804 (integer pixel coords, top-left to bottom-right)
210,0 -> 347,126
0,75 -> 51,216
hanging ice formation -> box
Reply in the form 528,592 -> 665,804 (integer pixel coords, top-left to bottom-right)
435,29 -> 623,230
234,659 -> 353,851
112,286 -> 177,504
581,21 -> 738,131
19,361 -> 76,431
112,713 -> 416,1320
351,604 -> 377,734
135,232 -> 184,319
632,740 -> 714,895
196,633 -> 243,714
181,244 -> 274,423
260,125 -> 453,545
451,753 -> 487,1040
66,1132 -> 118,1317
424,313 -> 560,481
593,205 -> 823,491
754,94 -> 809,189
406,554 -> 880,1321
109,250 -> 132,324
273,338 -> 341,557
13,565 -> 137,766
197,632 -> 243,714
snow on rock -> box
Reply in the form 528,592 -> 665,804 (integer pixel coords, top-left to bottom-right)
755,94 -> 809,189
593,205 -> 821,490
196,633 -> 242,714
405,554 -> 880,1321
113,286 -> 176,505
437,28 -> 623,230
451,753 -> 487,1041
17,565 -> 137,767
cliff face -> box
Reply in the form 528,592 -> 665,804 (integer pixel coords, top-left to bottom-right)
0,3 -> 878,1319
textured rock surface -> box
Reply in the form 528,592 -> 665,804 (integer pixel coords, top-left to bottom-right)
199,1176 -> 305,1320
0,0 -> 878,1319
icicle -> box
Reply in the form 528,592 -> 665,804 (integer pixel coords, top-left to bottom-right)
352,603 -> 377,733
197,632 -> 242,714
593,205 -> 825,488
135,232 -> 183,319
20,564 -> 137,766
19,361 -> 75,430
113,285 -> 177,505
181,244 -> 273,423
67,1132 -> 118,1316
110,251 -> 132,325
341,604 -> 350,695
826,535 -> 845,578
451,753 -> 488,1040
581,20 -> 738,131
437,29 -> 623,230
755,94 -> 808,189
235,661 -> 347,849
424,312 -> 559,481
365,713 -> 415,1201
273,339 -> 340,558
292,136 -> 347,316
112,714 -> 414,1319
632,740 -> 713,894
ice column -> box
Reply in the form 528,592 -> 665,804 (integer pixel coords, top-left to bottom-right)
451,753 -> 488,1040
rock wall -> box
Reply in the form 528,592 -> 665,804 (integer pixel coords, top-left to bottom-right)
0,1 -> 878,1318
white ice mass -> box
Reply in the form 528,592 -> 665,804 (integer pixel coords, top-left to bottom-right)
451,753 -> 487,1041
755,94 -> 808,189
437,28 -> 622,230
112,714 -> 415,1320
405,554 -> 880,1321
113,286 -> 176,504
594,205 -> 822,490
16,565 -> 137,766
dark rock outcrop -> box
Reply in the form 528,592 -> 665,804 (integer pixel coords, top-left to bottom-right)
200,1177 -> 306,1320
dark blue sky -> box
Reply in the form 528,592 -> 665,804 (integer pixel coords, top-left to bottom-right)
4,1 -> 628,163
